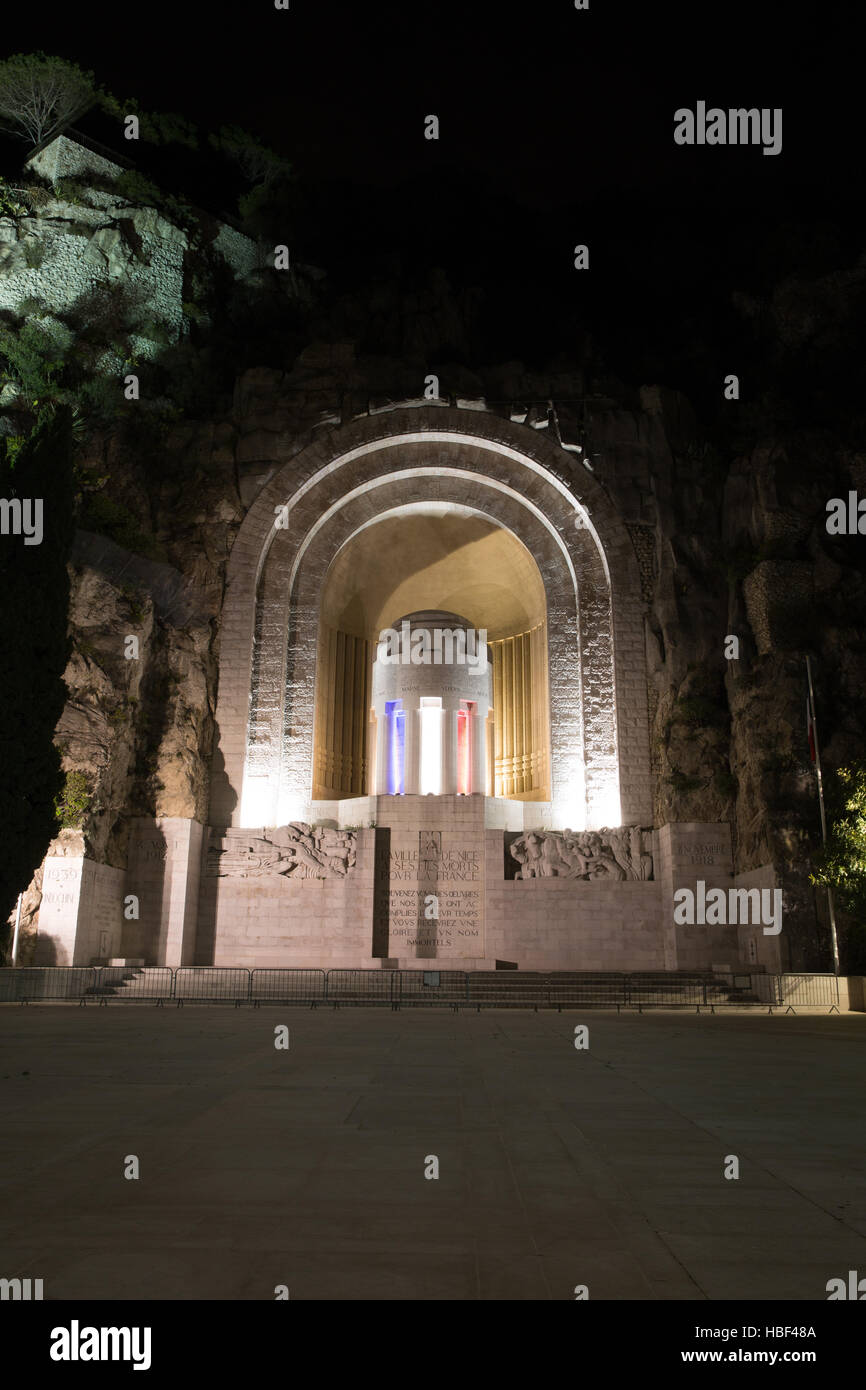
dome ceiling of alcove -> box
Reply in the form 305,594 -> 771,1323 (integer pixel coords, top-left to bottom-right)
320,506 -> 547,641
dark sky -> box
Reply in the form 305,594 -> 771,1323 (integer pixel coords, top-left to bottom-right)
2,0 -> 857,207
2,2 -> 863,402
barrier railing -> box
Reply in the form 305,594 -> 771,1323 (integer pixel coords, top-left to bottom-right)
395,971 -> 469,1008
0,966 -> 97,1001
174,967 -> 251,1004
548,973 -> 629,1009
777,973 -> 840,1009
325,970 -> 397,1006
92,967 -> 173,1002
250,969 -> 327,1004
467,971 -> 549,1010
0,967 -> 844,1011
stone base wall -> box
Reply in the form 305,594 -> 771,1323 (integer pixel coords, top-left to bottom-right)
486,877 -> 665,971
201,828 -> 376,968
29,805 -> 774,975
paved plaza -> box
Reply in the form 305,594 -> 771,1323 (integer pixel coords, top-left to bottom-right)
1,1006 -> 864,1300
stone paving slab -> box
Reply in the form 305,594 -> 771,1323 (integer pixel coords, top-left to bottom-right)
0,1007 -> 864,1300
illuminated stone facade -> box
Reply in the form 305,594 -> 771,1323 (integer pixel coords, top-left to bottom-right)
32,401 -> 778,973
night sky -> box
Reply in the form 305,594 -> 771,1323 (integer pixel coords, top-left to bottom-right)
2,1 -> 862,402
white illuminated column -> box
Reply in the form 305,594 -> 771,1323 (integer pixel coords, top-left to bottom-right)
418,698 -> 443,794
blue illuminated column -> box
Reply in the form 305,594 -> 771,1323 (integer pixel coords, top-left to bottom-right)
385,699 -> 405,794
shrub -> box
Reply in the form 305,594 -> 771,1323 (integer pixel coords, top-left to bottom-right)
0,319 -> 66,403
0,174 -> 29,218
113,170 -> 162,208
810,764 -> 866,971
53,176 -> 90,205
54,770 -> 91,829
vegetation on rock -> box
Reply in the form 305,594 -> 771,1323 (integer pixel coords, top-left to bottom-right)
810,765 -> 866,972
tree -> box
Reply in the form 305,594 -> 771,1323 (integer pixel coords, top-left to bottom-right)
810,764 -> 866,973
0,53 -> 96,149
0,408 -> 75,948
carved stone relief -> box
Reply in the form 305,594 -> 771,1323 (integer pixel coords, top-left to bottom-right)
508,826 -> 653,881
207,823 -> 357,879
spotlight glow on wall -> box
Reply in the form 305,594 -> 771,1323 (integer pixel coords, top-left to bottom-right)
241,775 -> 275,829
419,697 -> 443,795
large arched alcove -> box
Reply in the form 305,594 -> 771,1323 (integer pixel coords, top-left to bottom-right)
209,407 -> 652,832
314,505 -> 550,801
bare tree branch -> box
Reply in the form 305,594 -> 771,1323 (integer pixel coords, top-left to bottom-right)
0,53 -> 96,150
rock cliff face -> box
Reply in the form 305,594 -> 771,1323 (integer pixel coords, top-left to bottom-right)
5,150 -> 864,970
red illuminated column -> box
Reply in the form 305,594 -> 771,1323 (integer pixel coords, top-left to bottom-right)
457,708 -> 470,794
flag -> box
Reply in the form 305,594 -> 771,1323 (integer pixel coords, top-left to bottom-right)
806,693 -> 816,763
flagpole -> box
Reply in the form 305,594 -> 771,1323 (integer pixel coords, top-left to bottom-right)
806,655 -> 840,974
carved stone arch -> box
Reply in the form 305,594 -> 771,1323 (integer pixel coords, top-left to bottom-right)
210,407 -> 650,830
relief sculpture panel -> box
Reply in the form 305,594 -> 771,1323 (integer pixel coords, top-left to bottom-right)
207,824 -> 357,879
508,826 -> 654,881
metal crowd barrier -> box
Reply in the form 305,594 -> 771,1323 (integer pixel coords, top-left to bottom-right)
250,969 -> 326,1005
777,973 -> 840,1011
174,967 -> 251,1005
93,967 -> 173,1003
468,971 -> 549,1010
396,971 -> 470,1009
324,970 -> 397,1007
0,966 -> 96,1002
0,967 -> 844,1012
548,972 -> 631,1010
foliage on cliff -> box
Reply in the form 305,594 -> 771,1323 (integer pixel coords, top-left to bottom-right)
810,765 -> 866,972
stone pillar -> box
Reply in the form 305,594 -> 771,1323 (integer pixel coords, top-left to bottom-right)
126,817 -> 204,967
36,853 -> 125,966
657,823 -> 737,972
